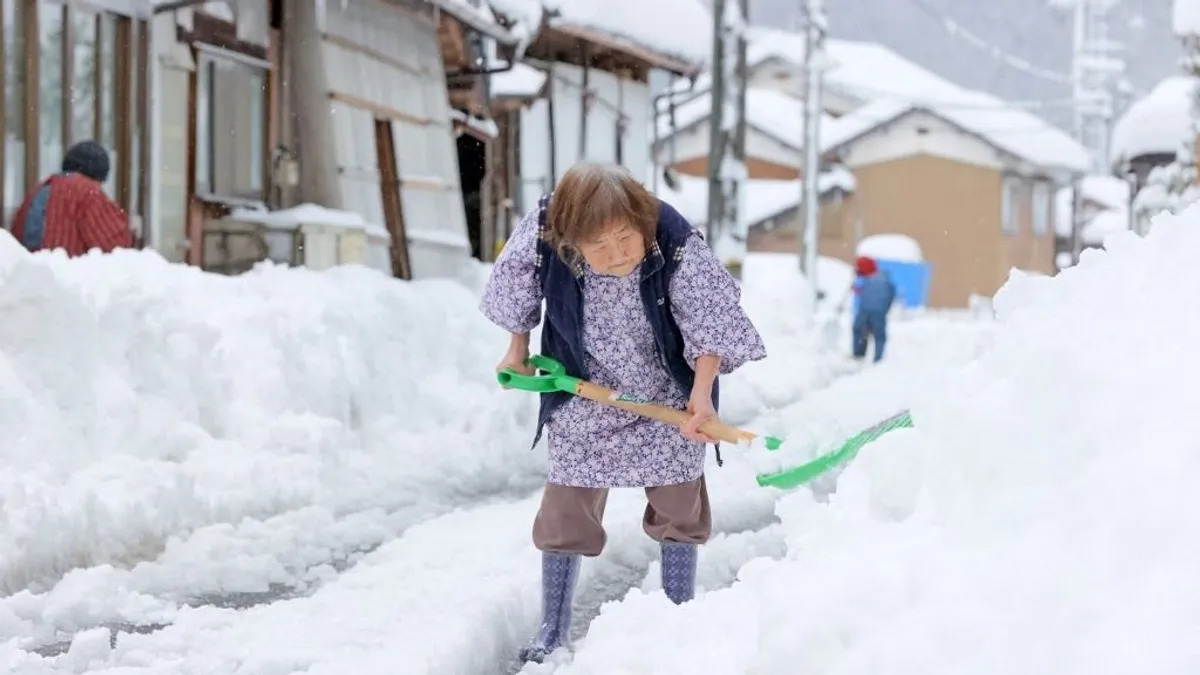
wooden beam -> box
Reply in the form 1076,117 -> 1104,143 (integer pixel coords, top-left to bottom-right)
24,0 -> 39,193
114,15 -> 133,211
328,91 -> 433,126
61,4 -> 73,148
321,32 -> 425,75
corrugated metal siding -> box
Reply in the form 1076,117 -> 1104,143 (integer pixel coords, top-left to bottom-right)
320,0 -> 470,278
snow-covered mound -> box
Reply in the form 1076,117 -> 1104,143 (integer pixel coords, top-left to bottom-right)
548,205 -> 1200,673
0,230 -> 834,655
720,253 -> 843,423
0,231 -> 545,605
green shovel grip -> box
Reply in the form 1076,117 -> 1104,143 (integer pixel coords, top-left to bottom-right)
497,354 -> 582,394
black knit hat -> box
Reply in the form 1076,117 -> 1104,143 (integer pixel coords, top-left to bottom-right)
62,140 -> 111,183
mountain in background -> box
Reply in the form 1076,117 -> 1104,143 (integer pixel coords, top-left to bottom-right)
701,0 -> 1179,131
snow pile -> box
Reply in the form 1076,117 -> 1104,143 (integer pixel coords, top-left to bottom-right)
0,234 -> 547,643
1174,0 -> 1200,36
543,204 -> 1200,673
1054,175 -> 1132,238
1080,208 -> 1130,246
857,233 -> 923,263
1110,76 -> 1195,166
713,253 -> 841,425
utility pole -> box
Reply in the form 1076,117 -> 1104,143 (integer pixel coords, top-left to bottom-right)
706,0 -> 729,245
706,0 -> 748,276
1071,0 -> 1123,173
800,0 -> 825,296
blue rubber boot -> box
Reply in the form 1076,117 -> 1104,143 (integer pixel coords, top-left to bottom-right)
518,552 -> 581,664
661,541 -> 698,604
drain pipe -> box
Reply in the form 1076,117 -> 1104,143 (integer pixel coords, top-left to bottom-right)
651,75 -> 696,193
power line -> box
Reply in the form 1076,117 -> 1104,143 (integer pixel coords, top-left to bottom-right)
904,0 -> 1074,85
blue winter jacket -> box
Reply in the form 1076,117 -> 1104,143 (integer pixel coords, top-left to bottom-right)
856,272 -> 897,315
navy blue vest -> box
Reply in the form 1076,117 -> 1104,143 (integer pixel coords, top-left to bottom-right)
532,193 -> 722,465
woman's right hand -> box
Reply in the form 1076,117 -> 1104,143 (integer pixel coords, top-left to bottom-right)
496,347 -> 535,388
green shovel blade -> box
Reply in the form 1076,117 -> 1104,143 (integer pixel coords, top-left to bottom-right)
755,410 -> 913,489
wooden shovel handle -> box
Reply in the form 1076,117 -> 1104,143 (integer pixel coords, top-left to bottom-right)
574,381 -> 757,445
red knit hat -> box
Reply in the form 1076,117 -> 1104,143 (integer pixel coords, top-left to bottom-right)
855,256 -> 877,276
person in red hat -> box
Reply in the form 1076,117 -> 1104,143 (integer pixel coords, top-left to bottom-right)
852,255 -> 897,362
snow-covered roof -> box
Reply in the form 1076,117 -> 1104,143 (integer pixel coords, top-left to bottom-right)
819,93 -> 1090,174
664,27 -> 1090,175
655,170 -> 856,228
657,88 -> 839,152
747,28 -> 968,104
425,0 -> 522,44
485,0 -> 712,73
1109,76 -> 1195,167
856,234 -> 923,263
1175,0 -> 1200,36
1053,175 -> 1132,237
490,63 -> 548,98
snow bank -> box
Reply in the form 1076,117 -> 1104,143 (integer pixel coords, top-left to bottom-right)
544,204 -> 1200,672
0,234 -> 547,645
1080,208 -> 1130,247
857,233 -> 923,263
1174,0 -> 1200,36
1054,175 -> 1132,238
1110,76 -> 1195,166
715,253 -> 841,425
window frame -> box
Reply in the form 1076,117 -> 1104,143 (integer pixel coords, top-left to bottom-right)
191,43 -> 271,203
1001,174 -> 1021,235
1031,180 -> 1051,236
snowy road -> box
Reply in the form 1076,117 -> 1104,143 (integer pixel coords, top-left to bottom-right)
0,242 -> 996,674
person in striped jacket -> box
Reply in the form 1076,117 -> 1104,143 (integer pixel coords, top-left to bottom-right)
9,140 -> 132,257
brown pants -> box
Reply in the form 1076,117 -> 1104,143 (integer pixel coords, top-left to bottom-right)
531,476 -> 712,556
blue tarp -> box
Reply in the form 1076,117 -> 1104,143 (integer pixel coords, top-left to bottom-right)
853,259 -> 932,311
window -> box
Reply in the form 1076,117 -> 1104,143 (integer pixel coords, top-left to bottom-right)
70,8 -> 98,147
3,0 -> 25,217
1031,181 -> 1050,236
38,2 -> 64,181
194,48 -> 268,201
1001,176 -> 1020,235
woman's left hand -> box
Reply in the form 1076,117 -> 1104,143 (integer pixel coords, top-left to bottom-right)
681,391 -> 719,444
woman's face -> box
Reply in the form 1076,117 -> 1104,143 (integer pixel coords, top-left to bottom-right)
576,220 -> 645,277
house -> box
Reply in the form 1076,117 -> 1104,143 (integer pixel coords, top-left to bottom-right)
473,0 -> 713,260
1,0 -> 518,279
654,27 -> 1091,308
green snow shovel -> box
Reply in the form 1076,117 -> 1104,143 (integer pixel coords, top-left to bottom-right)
498,355 -> 912,488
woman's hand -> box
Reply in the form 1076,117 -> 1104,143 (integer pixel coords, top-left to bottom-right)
496,335 -> 534,387
681,389 -> 718,443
